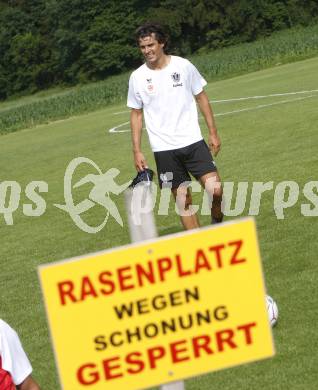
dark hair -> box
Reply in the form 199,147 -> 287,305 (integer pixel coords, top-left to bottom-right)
135,22 -> 169,53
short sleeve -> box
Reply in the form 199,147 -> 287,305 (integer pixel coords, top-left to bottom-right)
0,320 -> 32,385
188,61 -> 207,96
127,73 -> 143,109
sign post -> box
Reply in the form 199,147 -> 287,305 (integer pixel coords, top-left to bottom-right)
125,186 -> 185,390
124,186 -> 158,243
39,217 -> 274,390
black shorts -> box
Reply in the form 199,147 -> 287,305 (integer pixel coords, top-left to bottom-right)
154,140 -> 217,189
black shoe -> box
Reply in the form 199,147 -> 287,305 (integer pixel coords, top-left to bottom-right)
212,215 -> 223,224
129,168 -> 154,188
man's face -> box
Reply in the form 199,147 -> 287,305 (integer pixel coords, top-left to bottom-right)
138,33 -> 165,64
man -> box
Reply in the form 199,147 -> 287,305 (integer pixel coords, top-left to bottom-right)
127,22 -> 223,229
0,319 -> 41,390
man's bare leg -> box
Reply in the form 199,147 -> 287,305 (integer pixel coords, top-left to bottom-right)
172,186 -> 200,230
199,171 -> 223,223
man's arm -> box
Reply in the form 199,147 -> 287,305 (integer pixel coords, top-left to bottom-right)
195,90 -> 221,156
0,320 -> 39,389
130,108 -> 148,171
17,375 -> 41,390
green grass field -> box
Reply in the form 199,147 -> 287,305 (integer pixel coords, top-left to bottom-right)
1,56 -> 318,389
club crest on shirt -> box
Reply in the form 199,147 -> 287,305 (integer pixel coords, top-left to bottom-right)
171,72 -> 183,87
171,72 -> 180,82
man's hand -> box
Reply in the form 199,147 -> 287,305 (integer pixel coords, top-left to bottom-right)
134,151 -> 148,171
208,132 -> 221,156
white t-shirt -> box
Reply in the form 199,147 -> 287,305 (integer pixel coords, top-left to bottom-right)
0,319 -> 32,385
127,55 -> 207,152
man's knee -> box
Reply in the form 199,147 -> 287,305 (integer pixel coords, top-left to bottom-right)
172,186 -> 193,211
202,176 -> 222,200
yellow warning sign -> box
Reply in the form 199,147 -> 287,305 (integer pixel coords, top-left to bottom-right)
39,218 -> 274,389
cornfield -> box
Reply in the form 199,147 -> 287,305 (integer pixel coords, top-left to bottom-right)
192,25 -> 318,80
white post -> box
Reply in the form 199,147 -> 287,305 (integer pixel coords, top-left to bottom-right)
124,184 -> 185,390
124,185 -> 158,242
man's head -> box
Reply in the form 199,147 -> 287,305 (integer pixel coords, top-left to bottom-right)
135,22 -> 168,52
135,23 -> 169,65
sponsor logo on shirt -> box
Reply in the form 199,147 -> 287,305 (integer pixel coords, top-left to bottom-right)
146,77 -> 155,93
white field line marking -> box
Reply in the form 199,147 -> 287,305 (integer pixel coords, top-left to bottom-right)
112,89 -> 318,115
214,94 -> 316,117
109,121 -> 130,133
108,93 -> 317,133
211,89 -> 318,103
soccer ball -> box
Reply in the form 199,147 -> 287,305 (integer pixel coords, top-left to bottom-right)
266,295 -> 278,327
